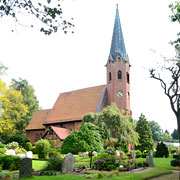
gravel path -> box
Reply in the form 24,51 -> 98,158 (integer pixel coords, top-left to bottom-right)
148,170 -> 180,180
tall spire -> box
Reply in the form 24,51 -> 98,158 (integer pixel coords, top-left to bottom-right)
109,5 -> 127,61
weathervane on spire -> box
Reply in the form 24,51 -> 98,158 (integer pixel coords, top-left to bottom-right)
116,4 -> 118,9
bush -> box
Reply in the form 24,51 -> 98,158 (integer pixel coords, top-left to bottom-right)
171,160 -> 180,167
35,139 -> 51,159
31,146 -> 37,154
0,155 -> 21,171
46,151 -> 63,171
135,150 -> 142,158
173,154 -> 180,159
5,142 -> 19,150
156,142 -> 169,157
25,142 -> 32,151
93,152 -> 121,171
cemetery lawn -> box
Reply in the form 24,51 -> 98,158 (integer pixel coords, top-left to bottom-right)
20,158 -> 176,180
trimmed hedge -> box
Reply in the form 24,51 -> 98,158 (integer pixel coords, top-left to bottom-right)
0,155 -> 21,171
171,159 -> 180,167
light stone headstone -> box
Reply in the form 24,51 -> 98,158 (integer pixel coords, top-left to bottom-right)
26,151 -> 33,158
4,149 -> 16,156
150,151 -> 153,157
62,153 -> 76,174
19,158 -> 32,178
131,150 -> 136,159
146,156 -> 155,167
115,150 -> 120,156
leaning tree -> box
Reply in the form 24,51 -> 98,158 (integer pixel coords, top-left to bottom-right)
149,52 -> 180,142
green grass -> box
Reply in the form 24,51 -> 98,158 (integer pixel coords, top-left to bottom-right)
3,156 -> 179,179
32,160 -> 48,170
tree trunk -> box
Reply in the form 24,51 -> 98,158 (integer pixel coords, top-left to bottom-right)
176,115 -> 180,180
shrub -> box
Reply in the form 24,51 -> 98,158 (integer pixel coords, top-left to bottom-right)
0,155 -> 21,171
0,148 -> 6,155
31,146 -> 37,154
171,160 -> 180,167
135,150 -> 142,158
156,142 -> 169,157
173,154 -> 180,159
5,142 -> 19,150
16,148 -> 26,154
35,139 -> 51,159
93,152 -> 121,171
26,142 -> 32,151
46,151 -> 63,171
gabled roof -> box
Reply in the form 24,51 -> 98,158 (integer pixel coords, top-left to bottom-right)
110,5 -> 127,61
51,126 -> 71,140
43,85 -> 106,125
26,109 -> 51,130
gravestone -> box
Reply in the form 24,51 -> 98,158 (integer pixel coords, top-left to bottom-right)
19,158 -> 32,178
150,151 -> 153,157
131,150 -> 136,159
146,156 -> 155,167
26,151 -> 33,158
62,153 -> 76,174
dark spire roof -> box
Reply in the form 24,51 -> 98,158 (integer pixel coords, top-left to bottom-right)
109,5 -> 127,61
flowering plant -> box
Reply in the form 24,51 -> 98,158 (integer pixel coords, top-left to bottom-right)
5,142 -> 19,150
93,152 -> 122,170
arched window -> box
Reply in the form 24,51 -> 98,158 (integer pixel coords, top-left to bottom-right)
117,70 -> 122,80
127,73 -> 130,84
109,72 -> 112,82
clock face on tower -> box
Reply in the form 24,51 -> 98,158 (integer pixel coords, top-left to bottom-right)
117,90 -> 123,97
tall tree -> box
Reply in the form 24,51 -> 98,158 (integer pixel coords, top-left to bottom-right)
0,0 -> 74,35
171,129 -> 179,140
11,78 -> 39,135
150,53 -> 180,143
0,79 -> 28,139
136,114 -> 154,152
149,120 -> 163,141
169,1 -> 180,50
82,103 -> 139,146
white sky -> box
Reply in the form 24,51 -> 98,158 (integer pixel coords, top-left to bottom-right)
0,0 -> 179,133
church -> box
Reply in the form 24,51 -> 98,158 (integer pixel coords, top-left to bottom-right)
26,5 -> 131,146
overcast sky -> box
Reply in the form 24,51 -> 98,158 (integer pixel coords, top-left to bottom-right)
0,0 -> 179,133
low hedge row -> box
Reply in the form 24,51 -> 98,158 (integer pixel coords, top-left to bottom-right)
0,155 -> 21,171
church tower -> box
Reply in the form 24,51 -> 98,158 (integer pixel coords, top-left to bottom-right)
106,5 -> 131,115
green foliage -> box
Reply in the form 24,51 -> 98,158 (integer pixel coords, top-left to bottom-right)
12,78 -> 39,135
171,129 -> 179,140
46,151 -> 63,171
93,152 -> 121,170
149,121 -> 163,141
61,122 -> 103,154
169,1 -> 180,50
35,139 -> 51,159
0,1 -> 74,35
5,142 -> 19,150
136,114 -> 154,152
156,142 -> 169,157
0,155 -> 21,171
135,150 -> 142,158
171,159 -> 180,167
25,142 -> 32,151
0,78 -> 28,139
83,103 -> 138,146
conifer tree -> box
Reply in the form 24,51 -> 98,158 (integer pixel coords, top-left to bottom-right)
136,114 -> 154,152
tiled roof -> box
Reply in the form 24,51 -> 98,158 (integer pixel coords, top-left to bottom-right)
26,109 -> 51,130
51,126 -> 71,140
44,85 -> 106,124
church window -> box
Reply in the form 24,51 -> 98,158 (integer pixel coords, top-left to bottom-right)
127,73 -> 130,84
109,72 -> 112,82
117,70 -> 122,80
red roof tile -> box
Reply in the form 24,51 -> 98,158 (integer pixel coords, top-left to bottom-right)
44,85 -> 106,124
51,126 -> 71,140
26,109 -> 51,130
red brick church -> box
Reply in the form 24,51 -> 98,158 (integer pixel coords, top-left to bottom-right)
26,5 -> 131,146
